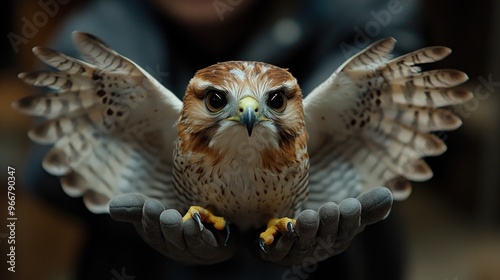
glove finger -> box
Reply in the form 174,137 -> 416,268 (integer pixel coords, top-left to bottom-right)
336,198 -> 361,242
142,199 -> 166,247
282,210 -> 319,265
292,210 -> 319,253
358,187 -> 393,225
159,209 -> 186,253
309,202 -> 341,262
109,193 -> 148,222
317,202 -> 340,243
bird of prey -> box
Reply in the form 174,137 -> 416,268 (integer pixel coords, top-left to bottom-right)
13,32 -> 471,251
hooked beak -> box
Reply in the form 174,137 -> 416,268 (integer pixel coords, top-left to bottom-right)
228,96 -> 266,137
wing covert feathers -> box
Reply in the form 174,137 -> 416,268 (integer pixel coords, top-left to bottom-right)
305,38 -> 472,201
13,31 -> 181,213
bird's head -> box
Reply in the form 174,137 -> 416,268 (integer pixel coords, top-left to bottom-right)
178,61 -> 307,162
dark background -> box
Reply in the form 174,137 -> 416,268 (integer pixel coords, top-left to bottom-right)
1,1 -> 499,279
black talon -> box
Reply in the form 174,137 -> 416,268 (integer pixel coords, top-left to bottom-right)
224,223 -> 230,246
259,238 -> 268,254
192,212 -> 203,231
287,221 -> 295,237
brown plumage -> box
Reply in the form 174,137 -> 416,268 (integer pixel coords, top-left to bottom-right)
175,61 -> 309,231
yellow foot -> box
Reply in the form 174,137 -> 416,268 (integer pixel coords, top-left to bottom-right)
182,206 -> 230,245
259,217 -> 297,253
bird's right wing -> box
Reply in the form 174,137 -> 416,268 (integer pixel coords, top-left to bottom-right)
13,32 -> 183,213
303,38 -> 472,208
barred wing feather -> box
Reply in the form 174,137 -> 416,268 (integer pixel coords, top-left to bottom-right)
13,32 -> 182,213
304,38 -> 472,208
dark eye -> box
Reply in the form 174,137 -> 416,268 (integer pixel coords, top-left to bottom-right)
205,90 -> 227,112
267,91 -> 287,112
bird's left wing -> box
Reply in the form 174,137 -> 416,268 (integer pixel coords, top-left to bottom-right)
13,32 -> 183,213
303,38 -> 472,208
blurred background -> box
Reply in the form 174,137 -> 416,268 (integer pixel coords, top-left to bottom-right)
1,0 -> 499,279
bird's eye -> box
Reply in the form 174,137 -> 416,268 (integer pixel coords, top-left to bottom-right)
267,91 -> 287,113
205,90 -> 227,112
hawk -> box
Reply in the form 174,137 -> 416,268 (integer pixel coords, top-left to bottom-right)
14,32 -> 471,251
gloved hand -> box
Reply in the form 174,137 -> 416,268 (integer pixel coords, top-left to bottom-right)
259,187 -> 393,266
109,187 -> 392,266
109,194 -> 238,265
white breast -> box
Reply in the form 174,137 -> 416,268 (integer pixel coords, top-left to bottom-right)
174,147 -> 308,232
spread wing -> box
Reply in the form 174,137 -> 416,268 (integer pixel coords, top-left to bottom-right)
304,38 -> 472,208
13,32 -> 183,213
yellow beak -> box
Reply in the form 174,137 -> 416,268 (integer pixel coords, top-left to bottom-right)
228,96 -> 267,137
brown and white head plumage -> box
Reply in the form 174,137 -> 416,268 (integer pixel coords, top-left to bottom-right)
174,61 -> 310,230
177,61 -> 308,166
